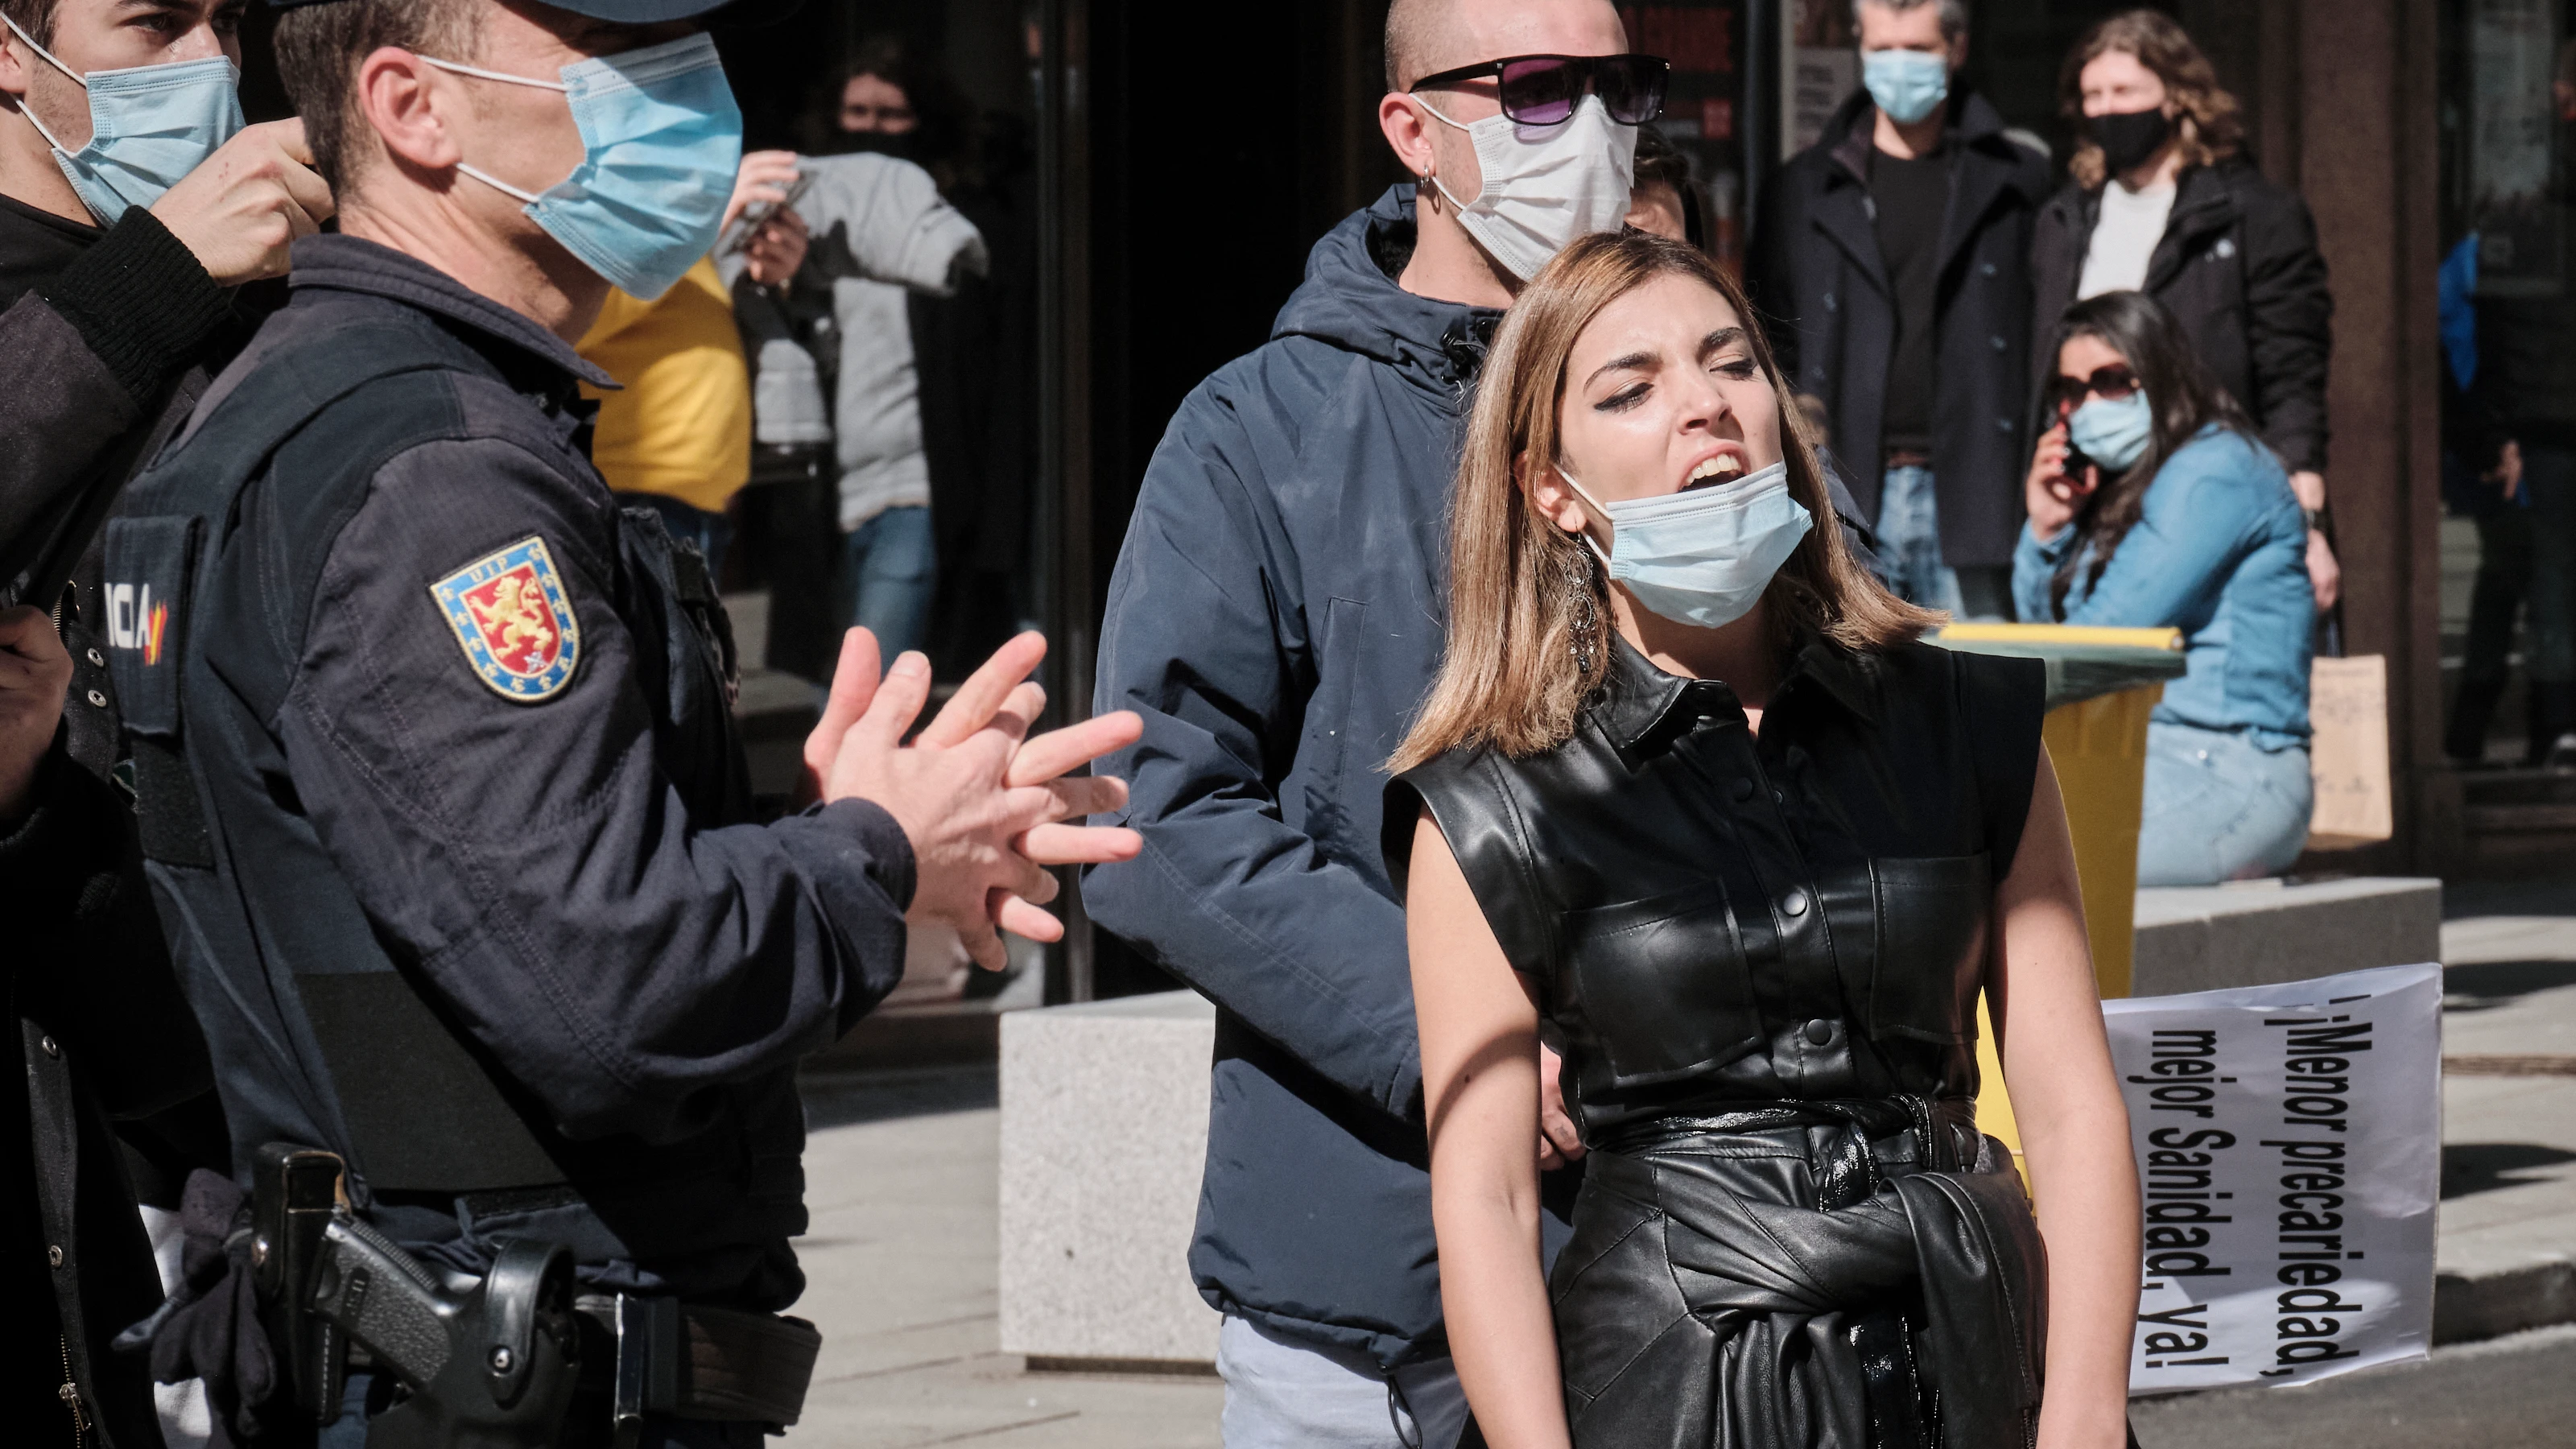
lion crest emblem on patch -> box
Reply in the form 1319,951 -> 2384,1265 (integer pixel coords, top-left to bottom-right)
431,536 -> 580,702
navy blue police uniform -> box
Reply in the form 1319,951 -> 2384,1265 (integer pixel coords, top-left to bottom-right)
104,233 -> 912,1430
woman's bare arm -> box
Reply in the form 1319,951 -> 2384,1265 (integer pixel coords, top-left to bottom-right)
1989,750 -> 2141,1449
1408,811 -> 1571,1449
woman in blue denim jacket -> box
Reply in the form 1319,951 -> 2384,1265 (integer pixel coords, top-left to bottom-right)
2017,290 -> 2315,885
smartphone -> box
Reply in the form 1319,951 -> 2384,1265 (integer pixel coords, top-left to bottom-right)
721,167 -> 813,257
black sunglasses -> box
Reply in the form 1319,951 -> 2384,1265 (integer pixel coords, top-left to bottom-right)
2048,363 -> 2141,413
1409,53 -> 1670,127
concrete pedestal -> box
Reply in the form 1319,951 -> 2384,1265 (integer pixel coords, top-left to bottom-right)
2130,876 -> 2442,997
997,992 -> 1219,1369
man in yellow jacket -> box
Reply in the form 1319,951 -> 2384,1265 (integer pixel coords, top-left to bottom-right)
578,151 -> 807,576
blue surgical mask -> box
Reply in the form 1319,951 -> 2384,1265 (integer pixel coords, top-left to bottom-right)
2067,390 -> 2155,473
1861,48 -> 1949,126
1563,460 -> 1814,632
2,14 -> 243,225
423,34 -> 741,301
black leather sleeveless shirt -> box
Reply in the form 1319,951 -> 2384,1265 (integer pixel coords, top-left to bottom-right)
1386,634 -> 2046,1141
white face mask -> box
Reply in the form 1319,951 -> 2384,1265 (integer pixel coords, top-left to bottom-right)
1417,92 -> 1637,281
1561,460 -> 1813,632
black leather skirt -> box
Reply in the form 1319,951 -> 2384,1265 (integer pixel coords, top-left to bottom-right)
1545,1097 -> 2048,1449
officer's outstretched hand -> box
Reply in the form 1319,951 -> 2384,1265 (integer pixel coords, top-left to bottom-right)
807,628 -> 1143,970
151,119 -> 334,286
0,605 -> 72,829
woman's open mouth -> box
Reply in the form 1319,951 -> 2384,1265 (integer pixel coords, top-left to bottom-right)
1678,452 -> 1748,492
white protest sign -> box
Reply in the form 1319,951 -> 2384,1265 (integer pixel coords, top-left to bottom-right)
2102,962 -> 2442,1394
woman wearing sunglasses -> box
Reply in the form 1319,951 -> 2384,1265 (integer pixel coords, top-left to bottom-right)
2018,289 -> 2315,886
1388,232 -> 2140,1449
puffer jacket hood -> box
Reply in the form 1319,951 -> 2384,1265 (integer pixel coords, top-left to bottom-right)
1270,184 -> 1498,402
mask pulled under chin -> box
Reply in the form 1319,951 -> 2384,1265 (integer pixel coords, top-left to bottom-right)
1563,460 -> 1814,632
1420,93 -> 1637,282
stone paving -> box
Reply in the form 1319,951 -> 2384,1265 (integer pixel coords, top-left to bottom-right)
2433,879 -> 2576,1339
788,1067 -> 1222,1447
776,877 -> 2576,1444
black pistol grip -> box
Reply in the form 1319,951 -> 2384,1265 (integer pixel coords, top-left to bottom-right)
310,1211 -> 459,1387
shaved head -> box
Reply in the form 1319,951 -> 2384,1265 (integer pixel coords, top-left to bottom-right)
1385,0 -> 1625,91
1385,0 -> 1452,90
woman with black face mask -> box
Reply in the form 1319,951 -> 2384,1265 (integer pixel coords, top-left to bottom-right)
2026,10 -> 2341,617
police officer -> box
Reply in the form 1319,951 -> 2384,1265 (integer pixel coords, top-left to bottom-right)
103,0 -> 1139,1439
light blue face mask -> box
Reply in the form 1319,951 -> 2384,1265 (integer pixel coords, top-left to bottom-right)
1860,48 -> 1949,126
2067,390 -> 2155,473
423,33 -> 742,301
2,14 -> 243,225
1563,460 -> 1814,632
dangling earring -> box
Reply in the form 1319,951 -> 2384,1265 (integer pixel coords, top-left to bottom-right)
1419,166 -> 1439,214
1563,543 -> 1602,675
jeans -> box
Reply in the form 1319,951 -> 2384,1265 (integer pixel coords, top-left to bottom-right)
2523,444 -> 2576,687
2136,720 -> 2314,886
615,492 -> 731,582
1876,464 -> 2012,618
840,504 -> 937,660
1216,1315 -> 1468,1449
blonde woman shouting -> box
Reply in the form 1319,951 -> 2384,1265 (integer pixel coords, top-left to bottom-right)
1385,232 -> 2140,1449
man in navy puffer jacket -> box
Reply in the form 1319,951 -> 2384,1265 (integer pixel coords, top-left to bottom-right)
1087,5 -> 1877,1442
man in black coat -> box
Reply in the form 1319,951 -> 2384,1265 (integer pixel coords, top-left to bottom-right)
1747,0 -> 2050,619
2,0 -> 332,1439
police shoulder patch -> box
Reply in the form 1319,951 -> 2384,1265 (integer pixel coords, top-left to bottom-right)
430,536 -> 582,703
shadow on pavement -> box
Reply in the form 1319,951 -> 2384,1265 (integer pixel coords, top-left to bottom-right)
2445,879 -> 2576,920
2442,1141 -> 2576,1200
799,1063 -> 999,1129
2131,1326 -> 2576,1449
2443,959 -> 2576,1011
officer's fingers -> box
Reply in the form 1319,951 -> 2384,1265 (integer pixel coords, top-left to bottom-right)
1538,1138 -> 1567,1171
1009,855 -> 1059,906
1005,710 -> 1142,788
957,909 -> 1012,971
1023,775 -> 1128,826
987,681 -> 1044,744
996,893 -> 1064,944
851,650 -> 934,753
919,631 -> 1046,748
805,630 -> 883,774
1015,821 -> 1141,866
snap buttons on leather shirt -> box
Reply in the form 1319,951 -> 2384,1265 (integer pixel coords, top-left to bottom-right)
1805,1019 -> 1835,1046
1781,889 -> 1810,918
1729,778 -> 1755,802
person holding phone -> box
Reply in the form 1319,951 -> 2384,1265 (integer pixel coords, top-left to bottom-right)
2018,289 -> 2314,886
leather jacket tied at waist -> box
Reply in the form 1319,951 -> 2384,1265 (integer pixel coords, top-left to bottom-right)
1554,1098 -> 2048,1449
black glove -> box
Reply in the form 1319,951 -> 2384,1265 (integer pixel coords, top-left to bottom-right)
115,1168 -> 275,1445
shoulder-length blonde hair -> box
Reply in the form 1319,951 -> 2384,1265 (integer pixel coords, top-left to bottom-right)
1387,232 -> 1937,774
2062,10 -> 2245,190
